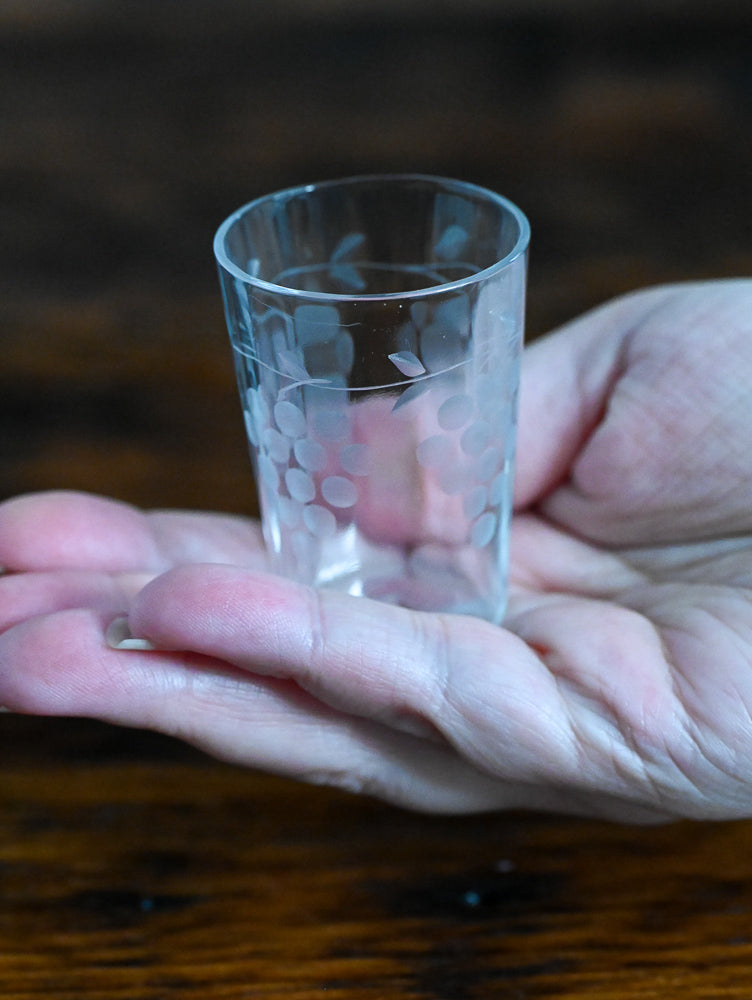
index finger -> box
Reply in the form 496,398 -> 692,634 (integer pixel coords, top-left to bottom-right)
0,491 -> 267,574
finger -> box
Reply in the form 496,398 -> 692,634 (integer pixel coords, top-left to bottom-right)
0,570 -> 151,635
0,491 -> 267,573
514,288 -> 665,508
509,513 -> 646,597
0,607 -> 515,813
618,535 -> 752,587
125,565 -> 460,738
124,565 -> 578,780
0,582 -> 682,820
122,566 -> 699,821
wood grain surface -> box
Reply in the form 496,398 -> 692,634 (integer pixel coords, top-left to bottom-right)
2,3 -> 752,997
5,713 -> 752,999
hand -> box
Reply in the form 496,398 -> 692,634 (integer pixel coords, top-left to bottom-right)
2,279 -> 751,823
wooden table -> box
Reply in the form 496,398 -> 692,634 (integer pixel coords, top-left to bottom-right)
5,716 -> 752,999
2,4 -> 752,996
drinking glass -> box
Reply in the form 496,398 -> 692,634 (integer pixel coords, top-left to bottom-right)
214,174 -> 529,622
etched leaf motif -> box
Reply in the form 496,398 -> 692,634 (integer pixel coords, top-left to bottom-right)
388,351 -> 426,378
329,264 -> 366,291
277,349 -> 310,381
391,379 -> 431,415
433,224 -> 468,260
330,232 -> 366,261
234,277 -> 253,332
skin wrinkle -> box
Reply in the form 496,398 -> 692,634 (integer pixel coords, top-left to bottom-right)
725,678 -> 752,806
303,585 -> 378,715
623,620 -> 703,816
415,613 -> 549,763
126,650 -> 447,812
660,700 -> 745,819
619,536 -> 752,586
407,610 -> 455,739
539,614 -> 673,803
567,390 -> 668,513
296,585 -> 442,743
300,713 -> 502,815
304,586 -> 328,692
540,284 -> 752,547
620,581 -> 752,814
367,608 -> 453,745
177,670 -> 328,754
523,321 -> 618,507
551,666 -> 641,775
546,291 -> 669,512
459,643 -> 580,786
510,513 -> 650,597
546,599 -> 736,819
572,316 -> 632,473
651,611 -> 752,815
506,586 -> 690,795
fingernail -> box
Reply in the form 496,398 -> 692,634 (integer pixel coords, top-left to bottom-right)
105,616 -> 157,651
0,706 -> 12,713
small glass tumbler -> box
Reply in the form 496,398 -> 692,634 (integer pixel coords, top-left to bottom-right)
214,175 -> 529,622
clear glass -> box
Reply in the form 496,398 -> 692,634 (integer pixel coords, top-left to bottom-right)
214,174 -> 529,623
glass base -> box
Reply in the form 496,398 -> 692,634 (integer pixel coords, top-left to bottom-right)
271,521 -> 506,622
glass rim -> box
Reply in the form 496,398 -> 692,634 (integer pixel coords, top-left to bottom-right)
213,173 -> 530,303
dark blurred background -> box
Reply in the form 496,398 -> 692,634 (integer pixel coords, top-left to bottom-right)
1,0 -> 751,515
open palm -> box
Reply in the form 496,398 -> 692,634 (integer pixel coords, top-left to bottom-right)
2,280 -> 751,822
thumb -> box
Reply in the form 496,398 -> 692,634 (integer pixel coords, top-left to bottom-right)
517,281 -> 752,545
513,288 -> 665,509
